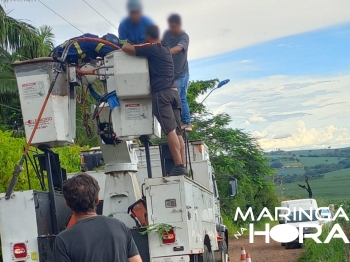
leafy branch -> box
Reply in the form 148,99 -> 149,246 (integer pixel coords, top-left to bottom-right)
140,223 -> 175,238
297,176 -> 313,198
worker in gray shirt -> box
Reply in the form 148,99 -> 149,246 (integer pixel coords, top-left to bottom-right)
163,14 -> 193,132
53,173 -> 142,262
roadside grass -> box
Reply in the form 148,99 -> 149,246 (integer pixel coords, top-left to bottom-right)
298,223 -> 350,262
298,199 -> 350,262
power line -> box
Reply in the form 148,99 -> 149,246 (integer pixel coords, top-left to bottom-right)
82,0 -> 118,30
38,0 -> 84,34
0,103 -> 21,112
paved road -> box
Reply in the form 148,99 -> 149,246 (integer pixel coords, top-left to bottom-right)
229,236 -> 303,262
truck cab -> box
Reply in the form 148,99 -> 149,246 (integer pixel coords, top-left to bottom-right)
279,198 -> 319,249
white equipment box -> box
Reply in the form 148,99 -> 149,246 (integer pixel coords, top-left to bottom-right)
99,51 -> 161,139
105,51 -> 151,99
145,176 -> 218,259
13,58 -> 76,147
95,98 -> 161,140
0,190 -> 71,262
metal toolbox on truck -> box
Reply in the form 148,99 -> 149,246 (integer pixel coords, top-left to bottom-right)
13,58 -> 76,147
94,100 -> 161,140
145,175 -> 218,260
104,51 -> 151,99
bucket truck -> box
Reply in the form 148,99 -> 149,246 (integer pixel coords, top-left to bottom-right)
0,39 -> 238,262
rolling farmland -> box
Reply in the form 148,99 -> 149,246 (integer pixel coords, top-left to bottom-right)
278,169 -> 350,200
267,147 -> 350,200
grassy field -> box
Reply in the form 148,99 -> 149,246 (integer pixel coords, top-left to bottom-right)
276,169 -> 350,200
291,147 -> 350,156
298,156 -> 345,167
275,167 -> 304,175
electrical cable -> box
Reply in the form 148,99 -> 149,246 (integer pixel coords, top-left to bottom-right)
95,102 -> 106,117
24,150 -> 31,190
38,0 -> 84,34
0,103 -> 21,112
183,131 -> 193,178
82,0 -> 119,30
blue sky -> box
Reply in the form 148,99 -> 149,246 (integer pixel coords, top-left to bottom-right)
190,23 -> 350,80
191,23 -> 350,150
4,0 -> 350,150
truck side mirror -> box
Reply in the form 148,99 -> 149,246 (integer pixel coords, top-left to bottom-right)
228,177 -> 238,197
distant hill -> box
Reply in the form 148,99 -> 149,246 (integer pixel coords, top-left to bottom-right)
265,147 -> 350,156
265,147 -> 350,200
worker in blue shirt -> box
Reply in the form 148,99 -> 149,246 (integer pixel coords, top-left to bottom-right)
118,0 -> 153,45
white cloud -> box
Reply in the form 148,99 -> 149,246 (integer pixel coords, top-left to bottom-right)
252,130 -> 267,138
3,0 -> 350,59
239,60 -> 253,64
207,73 -> 350,150
248,112 -> 266,123
257,121 -> 350,151
244,120 -> 251,126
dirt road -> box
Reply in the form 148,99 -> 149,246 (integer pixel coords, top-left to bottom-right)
229,236 -> 303,262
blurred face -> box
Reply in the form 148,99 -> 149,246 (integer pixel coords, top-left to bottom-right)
169,22 -> 181,35
129,11 -> 142,23
146,35 -> 156,43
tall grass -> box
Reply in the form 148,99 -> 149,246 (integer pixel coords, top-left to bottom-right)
298,224 -> 350,262
298,199 -> 350,262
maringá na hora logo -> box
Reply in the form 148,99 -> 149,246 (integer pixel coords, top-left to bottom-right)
233,207 -> 349,244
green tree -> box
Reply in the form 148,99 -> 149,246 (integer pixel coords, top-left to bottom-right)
36,25 -> 55,56
0,5 -> 42,58
0,48 -> 22,130
270,160 -> 283,168
0,5 -> 55,132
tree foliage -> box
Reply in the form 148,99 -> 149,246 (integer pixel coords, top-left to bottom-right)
0,5 -> 40,57
36,25 -> 55,56
0,6 -> 55,133
270,160 -> 283,168
0,130 -> 86,192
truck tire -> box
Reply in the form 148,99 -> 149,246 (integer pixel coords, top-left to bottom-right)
203,245 -> 215,262
281,243 -> 285,246
285,242 -> 291,249
218,241 -> 228,262
202,234 -> 214,262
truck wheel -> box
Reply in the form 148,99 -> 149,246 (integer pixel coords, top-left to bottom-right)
202,234 -> 214,262
285,243 -> 291,249
281,243 -> 285,246
218,241 -> 228,262
203,245 -> 215,262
